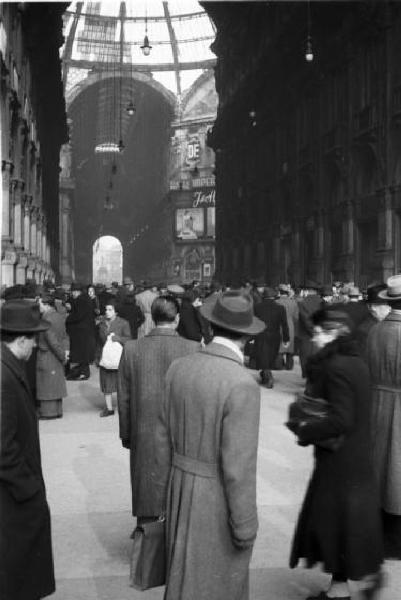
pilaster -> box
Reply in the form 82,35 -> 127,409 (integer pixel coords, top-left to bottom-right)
2,160 -> 14,240
11,178 -> 25,248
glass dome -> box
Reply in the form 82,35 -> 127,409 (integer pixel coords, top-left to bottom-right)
62,1 -> 216,97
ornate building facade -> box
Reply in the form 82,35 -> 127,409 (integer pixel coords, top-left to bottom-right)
206,1 -> 401,287
166,70 -> 217,284
0,3 -> 68,287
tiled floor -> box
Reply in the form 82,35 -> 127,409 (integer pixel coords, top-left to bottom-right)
39,360 -> 400,599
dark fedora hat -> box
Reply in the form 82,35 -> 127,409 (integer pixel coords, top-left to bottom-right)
366,283 -> 387,304
200,290 -> 265,336
378,274 -> 401,301
0,299 -> 50,333
70,281 -> 83,292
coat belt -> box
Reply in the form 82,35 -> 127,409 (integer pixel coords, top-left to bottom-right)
372,384 -> 400,394
172,451 -> 218,478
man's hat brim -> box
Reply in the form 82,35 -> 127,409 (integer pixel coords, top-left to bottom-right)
200,296 -> 265,336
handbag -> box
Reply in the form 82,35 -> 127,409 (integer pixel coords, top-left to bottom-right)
99,336 -> 123,370
129,516 -> 166,591
287,392 -> 344,451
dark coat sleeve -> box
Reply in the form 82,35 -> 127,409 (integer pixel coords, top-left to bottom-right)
297,362 -> 357,445
117,345 -> 132,444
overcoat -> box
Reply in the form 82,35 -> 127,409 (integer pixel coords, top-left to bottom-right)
66,292 -> 95,363
118,328 -> 199,516
290,337 -> 383,579
276,296 -> 299,354
254,299 -> 289,369
162,342 -> 260,600
367,310 -> 401,514
0,344 -> 55,600
36,308 -> 68,400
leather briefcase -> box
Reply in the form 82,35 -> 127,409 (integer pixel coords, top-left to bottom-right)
129,516 -> 166,590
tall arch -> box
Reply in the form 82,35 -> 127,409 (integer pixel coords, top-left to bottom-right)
93,235 -> 123,285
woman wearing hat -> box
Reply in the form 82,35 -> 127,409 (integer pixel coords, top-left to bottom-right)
367,274 -> 401,559
37,293 -> 69,419
288,308 -> 384,600
1,300 -> 56,600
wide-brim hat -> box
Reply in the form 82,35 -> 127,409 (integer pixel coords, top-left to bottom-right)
263,287 -> 277,299
167,284 -> 185,296
200,290 -> 265,336
70,281 -> 83,292
1,299 -> 50,333
123,276 -> 134,285
366,283 -> 387,304
378,274 -> 401,300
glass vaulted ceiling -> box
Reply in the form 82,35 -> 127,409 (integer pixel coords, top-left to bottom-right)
62,0 -> 216,98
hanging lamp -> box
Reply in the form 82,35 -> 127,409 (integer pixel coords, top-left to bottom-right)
141,10 -> 152,56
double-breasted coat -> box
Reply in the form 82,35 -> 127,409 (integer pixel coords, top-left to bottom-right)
367,310 -> 401,514
254,299 -> 289,369
66,292 -> 96,364
36,308 -> 68,400
117,328 -> 199,516
0,344 -> 55,600
161,342 -> 260,600
290,336 -> 383,579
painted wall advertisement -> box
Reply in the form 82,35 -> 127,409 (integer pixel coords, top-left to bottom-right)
175,189 -> 215,240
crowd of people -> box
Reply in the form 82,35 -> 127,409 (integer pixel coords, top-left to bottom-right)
1,272 -> 400,600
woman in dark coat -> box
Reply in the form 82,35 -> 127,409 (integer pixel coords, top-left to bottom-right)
98,299 -> 131,417
288,308 -> 384,600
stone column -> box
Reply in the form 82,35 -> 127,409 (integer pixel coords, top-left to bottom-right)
2,160 -> 14,240
30,206 -> 38,257
15,252 -> 28,284
59,186 -> 75,283
377,188 -> 395,281
11,178 -> 25,248
23,195 -> 33,253
343,201 -> 355,282
36,211 -> 42,259
1,245 -> 17,287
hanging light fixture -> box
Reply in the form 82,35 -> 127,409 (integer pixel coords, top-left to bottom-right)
126,43 -> 136,116
305,1 -> 314,62
126,100 -> 136,116
141,9 -> 152,56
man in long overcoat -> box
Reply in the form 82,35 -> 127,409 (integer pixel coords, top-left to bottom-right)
65,282 -> 95,380
160,291 -> 265,600
0,300 -> 55,600
117,295 -> 199,520
367,274 -> 401,558
254,287 -> 290,387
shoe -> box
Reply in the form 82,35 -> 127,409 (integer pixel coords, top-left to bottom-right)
360,571 -> 386,600
77,373 -> 89,380
306,593 -> 350,600
99,408 -> 115,417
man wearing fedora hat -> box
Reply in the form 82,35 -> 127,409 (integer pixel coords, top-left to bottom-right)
367,273 -> 401,559
0,300 -> 56,599
160,290 -> 265,600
